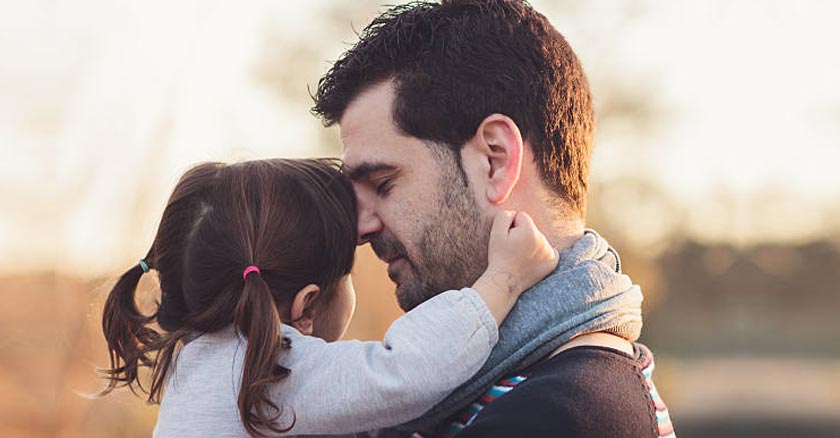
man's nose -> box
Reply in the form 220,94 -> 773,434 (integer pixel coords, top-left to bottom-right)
357,200 -> 383,245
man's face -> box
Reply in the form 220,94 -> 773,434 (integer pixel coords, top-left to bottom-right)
340,81 -> 492,311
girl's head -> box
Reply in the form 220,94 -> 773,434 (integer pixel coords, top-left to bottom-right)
100,158 -> 357,436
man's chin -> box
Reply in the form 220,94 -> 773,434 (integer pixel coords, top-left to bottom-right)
394,282 -> 424,312
395,277 -> 447,312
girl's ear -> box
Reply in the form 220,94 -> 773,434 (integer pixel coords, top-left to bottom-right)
290,284 -> 320,335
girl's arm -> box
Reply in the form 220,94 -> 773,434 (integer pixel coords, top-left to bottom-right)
277,287 -> 496,434
274,211 -> 557,435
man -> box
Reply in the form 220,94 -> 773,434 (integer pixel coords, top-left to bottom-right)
313,1 -> 674,436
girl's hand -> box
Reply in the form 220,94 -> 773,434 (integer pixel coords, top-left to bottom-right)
471,210 -> 559,325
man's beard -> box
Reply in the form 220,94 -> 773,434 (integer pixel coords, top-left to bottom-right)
371,158 -> 491,311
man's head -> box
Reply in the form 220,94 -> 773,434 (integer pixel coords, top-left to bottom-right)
313,0 -> 595,310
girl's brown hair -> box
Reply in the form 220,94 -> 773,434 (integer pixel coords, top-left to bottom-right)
99,159 -> 357,436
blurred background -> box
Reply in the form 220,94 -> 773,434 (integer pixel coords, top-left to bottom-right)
1,0 -> 839,437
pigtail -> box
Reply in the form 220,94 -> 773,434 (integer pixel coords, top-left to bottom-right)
97,159 -> 357,437
99,262 -> 159,396
99,259 -> 192,403
234,272 -> 293,436
146,328 -> 191,404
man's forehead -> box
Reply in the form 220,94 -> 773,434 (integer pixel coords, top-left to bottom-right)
339,130 -> 394,167
339,120 -> 406,169
339,81 -> 395,133
337,80 -> 431,177
337,111 -> 388,161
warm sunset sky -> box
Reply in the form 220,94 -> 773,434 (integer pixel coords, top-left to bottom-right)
1,0 -> 838,275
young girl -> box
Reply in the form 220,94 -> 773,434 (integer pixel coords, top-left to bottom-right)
100,158 -> 557,437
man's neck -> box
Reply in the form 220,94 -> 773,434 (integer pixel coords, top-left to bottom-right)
514,187 -> 586,254
550,229 -> 585,255
540,214 -> 585,255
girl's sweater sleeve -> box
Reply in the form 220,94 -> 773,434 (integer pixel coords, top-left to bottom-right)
274,287 -> 498,435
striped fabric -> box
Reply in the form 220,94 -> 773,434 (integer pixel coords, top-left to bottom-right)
410,376 -> 527,438
412,345 -> 675,438
637,344 -> 676,438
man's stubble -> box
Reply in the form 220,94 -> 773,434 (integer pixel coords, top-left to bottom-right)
394,148 -> 491,311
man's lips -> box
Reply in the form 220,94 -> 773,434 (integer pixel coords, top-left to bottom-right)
385,256 -> 405,282
376,252 -> 403,265
383,256 -> 404,270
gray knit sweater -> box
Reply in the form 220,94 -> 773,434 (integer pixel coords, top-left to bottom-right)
152,288 -> 497,437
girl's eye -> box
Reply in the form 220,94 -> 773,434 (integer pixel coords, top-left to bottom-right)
375,179 -> 392,195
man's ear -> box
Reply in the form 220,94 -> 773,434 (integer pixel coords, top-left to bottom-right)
290,284 -> 320,335
473,114 -> 523,205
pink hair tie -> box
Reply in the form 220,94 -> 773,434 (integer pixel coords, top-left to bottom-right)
243,265 -> 261,281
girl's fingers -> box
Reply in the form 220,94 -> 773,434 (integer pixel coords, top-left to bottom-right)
511,211 -> 537,232
491,210 -> 517,239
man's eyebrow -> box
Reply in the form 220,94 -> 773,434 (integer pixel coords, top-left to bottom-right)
344,162 -> 398,181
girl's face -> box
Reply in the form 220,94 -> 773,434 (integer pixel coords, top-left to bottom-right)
312,274 -> 356,342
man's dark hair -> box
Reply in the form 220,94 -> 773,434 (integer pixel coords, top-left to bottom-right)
312,0 -> 595,215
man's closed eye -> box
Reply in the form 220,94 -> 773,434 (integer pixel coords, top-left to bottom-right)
375,178 -> 393,196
